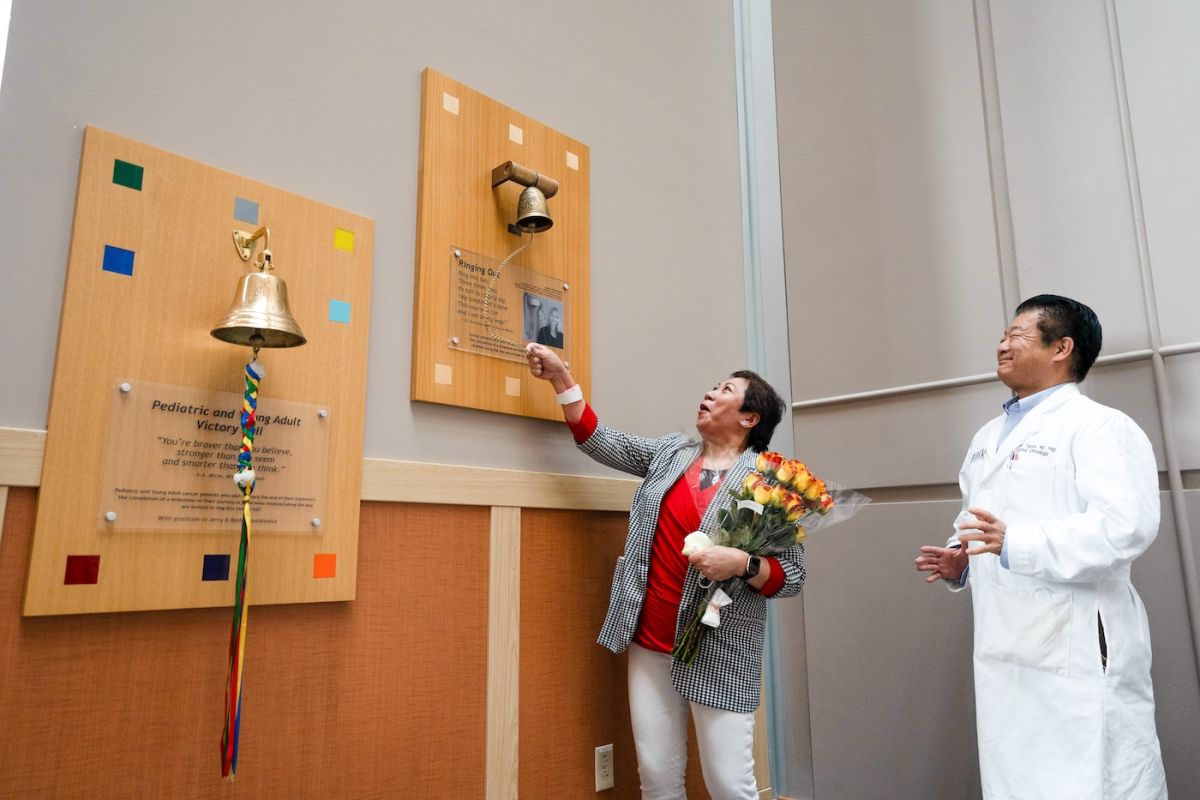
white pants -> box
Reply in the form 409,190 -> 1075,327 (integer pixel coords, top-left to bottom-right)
627,643 -> 758,800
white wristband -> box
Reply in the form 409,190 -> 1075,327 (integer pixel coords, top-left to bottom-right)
555,385 -> 584,405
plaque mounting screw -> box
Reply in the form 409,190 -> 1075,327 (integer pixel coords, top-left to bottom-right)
318,409 -> 328,419
119,382 -> 132,393
104,511 -> 117,522
563,283 -> 569,291
454,249 -> 461,258
564,361 -> 571,368
450,336 -> 461,346
311,518 -> 322,527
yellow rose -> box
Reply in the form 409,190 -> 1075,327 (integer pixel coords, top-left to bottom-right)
791,467 -> 812,492
752,479 -> 773,505
817,493 -> 835,514
769,483 -> 788,508
794,524 -> 807,544
776,459 -> 796,484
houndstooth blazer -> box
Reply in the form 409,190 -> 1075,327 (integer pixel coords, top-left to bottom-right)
580,421 -> 806,714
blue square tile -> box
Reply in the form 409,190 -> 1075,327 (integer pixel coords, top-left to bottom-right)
102,245 -> 135,276
202,554 -> 231,581
329,299 -> 351,324
234,197 -> 260,225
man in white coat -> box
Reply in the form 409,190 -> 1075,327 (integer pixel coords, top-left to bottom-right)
915,295 -> 1167,799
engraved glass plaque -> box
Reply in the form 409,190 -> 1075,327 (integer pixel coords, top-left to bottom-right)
97,380 -> 329,532
447,245 -> 570,363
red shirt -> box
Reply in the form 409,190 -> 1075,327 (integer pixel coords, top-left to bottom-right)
568,404 -> 786,653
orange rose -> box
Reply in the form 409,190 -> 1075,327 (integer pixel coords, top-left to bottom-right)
804,478 -> 826,501
783,492 -> 805,522
817,493 -> 835,514
757,451 -> 783,476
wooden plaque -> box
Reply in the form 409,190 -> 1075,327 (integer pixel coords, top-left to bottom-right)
24,127 -> 373,615
412,68 -> 591,420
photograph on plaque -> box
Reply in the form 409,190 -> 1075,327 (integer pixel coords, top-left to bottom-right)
526,292 -> 564,349
446,245 -> 570,363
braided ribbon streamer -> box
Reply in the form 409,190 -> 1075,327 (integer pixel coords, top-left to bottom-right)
221,357 -> 262,780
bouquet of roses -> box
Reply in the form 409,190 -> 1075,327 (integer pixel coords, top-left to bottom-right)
672,451 -> 869,665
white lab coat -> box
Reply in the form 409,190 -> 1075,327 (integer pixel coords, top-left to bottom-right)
951,383 -> 1166,800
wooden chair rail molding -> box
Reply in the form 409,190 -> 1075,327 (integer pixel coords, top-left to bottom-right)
0,427 -> 638,510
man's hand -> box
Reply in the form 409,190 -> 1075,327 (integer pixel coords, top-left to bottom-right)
958,507 -> 1006,556
915,545 -> 969,583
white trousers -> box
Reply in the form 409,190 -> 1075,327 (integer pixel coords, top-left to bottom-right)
627,643 -> 758,800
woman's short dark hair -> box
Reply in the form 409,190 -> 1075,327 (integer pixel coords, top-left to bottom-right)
1014,294 -> 1103,382
731,370 -> 786,453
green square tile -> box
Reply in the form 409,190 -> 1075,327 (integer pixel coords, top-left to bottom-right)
112,159 -> 144,191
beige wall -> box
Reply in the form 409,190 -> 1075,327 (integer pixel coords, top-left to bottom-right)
773,1 -> 1200,797
0,1 -> 757,797
0,0 -> 749,476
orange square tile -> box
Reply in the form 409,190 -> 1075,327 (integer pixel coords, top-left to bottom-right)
313,553 -> 337,579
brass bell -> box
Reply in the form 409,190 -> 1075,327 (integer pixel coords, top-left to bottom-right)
491,161 -> 557,235
212,227 -> 306,348
515,185 -> 553,233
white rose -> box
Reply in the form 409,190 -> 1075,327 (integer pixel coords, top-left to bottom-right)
681,531 -> 714,557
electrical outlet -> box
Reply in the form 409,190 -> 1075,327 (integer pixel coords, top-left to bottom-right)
594,743 -> 614,791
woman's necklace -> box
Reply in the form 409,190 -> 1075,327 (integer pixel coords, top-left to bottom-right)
698,446 -> 738,490
698,466 -> 726,491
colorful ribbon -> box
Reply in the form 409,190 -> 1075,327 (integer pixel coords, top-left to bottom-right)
221,358 -> 262,780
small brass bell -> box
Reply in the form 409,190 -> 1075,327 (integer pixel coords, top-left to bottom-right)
212,227 -> 306,348
515,186 -> 553,233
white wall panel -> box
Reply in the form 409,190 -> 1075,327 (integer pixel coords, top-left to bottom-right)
793,380 -> 1001,489
989,0 -> 1150,352
803,500 -> 980,799
1164,353 -> 1200,470
1114,0 -> 1200,347
773,0 -> 1004,400
1137,494 -> 1200,797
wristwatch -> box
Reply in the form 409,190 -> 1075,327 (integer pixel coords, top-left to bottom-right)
741,555 -> 761,580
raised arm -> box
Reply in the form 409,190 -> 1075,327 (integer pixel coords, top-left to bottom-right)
526,343 -> 584,423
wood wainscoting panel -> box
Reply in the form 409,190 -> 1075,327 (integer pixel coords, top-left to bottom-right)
517,508 -> 713,798
0,494 -> 489,798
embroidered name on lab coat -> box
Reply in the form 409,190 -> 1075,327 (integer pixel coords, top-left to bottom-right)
1010,442 -> 1058,463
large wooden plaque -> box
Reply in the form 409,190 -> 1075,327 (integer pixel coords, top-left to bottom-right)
412,69 -> 590,420
24,127 -> 373,615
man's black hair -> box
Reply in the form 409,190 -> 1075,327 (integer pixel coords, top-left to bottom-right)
1014,294 -> 1103,382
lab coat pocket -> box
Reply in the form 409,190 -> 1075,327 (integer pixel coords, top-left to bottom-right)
1003,454 -> 1058,510
977,582 -> 1072,676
